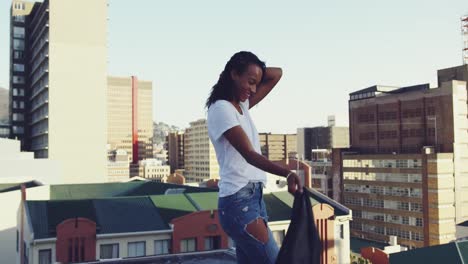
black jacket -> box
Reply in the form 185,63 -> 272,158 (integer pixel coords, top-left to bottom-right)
276,188 -> 321,264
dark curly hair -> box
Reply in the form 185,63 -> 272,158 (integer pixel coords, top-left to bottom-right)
205,51 -> 266,109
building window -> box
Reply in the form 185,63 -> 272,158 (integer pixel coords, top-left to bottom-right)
180,238 -> 196,253
14,51 -> 24,59
154,239 -> 170,255
13,88 -> 25,96
13,76 -> 25,84
16,230 -> 19,252
38,249 -> 52,264
402,216 -> 409,225
13,16 -> 25,23
204,236 -> 221,250
100,244 -> 119,259
272,230 -> 285,247
12,126 -> 24,134
13,39 -> 25,51
12,113 -> 24,121
13,26 -> 25,38
128,241 -> 145,257
13,63 -> 25,72
416,218 -> 423,227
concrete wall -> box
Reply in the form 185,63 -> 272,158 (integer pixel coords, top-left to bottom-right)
335,215 -> 352,264
48,0 -> 108,183
7,186 -> 51,264
0,138 -> 63,184
96,233 -> 172,259
450,81 -> 468,223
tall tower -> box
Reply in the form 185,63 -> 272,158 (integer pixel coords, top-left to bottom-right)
462,14 -> 468,65
184,119 -> 219,183
9,0 -> 108,183
107,76 -> 154,163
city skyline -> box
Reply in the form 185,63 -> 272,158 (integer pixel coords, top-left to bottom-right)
0,0 -> 467,133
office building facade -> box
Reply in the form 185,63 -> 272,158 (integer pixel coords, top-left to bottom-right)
258,133 -> 297,161
9,0 -> 108,183
342,79 -> 468,248
107,76 -> 154,164
167,131 -> 184,173
184,119 -> 219,183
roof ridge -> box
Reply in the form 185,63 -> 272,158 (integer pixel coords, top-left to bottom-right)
184,193 -> 202,211
269,192 -> 293,208
454,241 -> 465,264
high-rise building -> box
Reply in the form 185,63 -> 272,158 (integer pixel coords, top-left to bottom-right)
296,120 -> 349,200
462,15 -> 468,65
341,78 -> 468,249
297,126 -> 349,161
184,119 -> 219,183
437,64 -> 468,87
9,0 -> 108,183
167,131 -> 184,173
258,133 -> 297,161
0,87 -> 9,124
107,76 -> 154,164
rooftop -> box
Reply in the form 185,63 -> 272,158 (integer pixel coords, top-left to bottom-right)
0,180 -> 41,193
389,240 -> 468,264
83,249 -> 237,264
350,237 -> 389,254
26,185 -> 351,239
49,181 -> 216,200
27,197 -> 170,239
349,83 -> 430,101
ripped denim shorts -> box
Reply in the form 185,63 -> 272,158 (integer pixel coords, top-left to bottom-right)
218,182 -> 279,264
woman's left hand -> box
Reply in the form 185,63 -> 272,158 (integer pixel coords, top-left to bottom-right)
287,172 -> 303,194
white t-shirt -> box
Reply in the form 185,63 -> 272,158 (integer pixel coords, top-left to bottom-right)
207,99 -> 267,197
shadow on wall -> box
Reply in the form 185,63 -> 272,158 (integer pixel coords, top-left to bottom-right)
0,227 -> 17,264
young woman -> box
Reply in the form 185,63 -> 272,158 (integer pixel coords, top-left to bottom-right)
206,51 -> 302,264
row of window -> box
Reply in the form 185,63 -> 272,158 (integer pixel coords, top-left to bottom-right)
344,197 -> 422,212
359,128 -> 437,141
353,210 -> 423,226
351,222 -> 424,241
344,184 -> 422,198
13,2 -> 26,10
350,92 -> 375,101
344,172 -> 422,183
343,159 -> 422,168
357,108 -> 436,123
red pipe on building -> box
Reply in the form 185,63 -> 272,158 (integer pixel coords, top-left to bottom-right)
132,76 -> 139,164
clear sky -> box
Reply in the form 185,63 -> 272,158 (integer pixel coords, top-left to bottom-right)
0,0 -> 467,133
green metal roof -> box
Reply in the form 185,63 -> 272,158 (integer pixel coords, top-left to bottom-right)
185,192 -> 219,210
389,242 -> 464,264
50,182 -> 144,200
50,181 -> 215,200
93,197 -> 169,233
149,194 -> 198,223
350,237 -> 388,254
120,182 -> 216,196
263,193 -> 293,222
27,200 -> 96,239
457,241 -> 468,264
27,197 -> 170,239
27,201 -> 49,239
